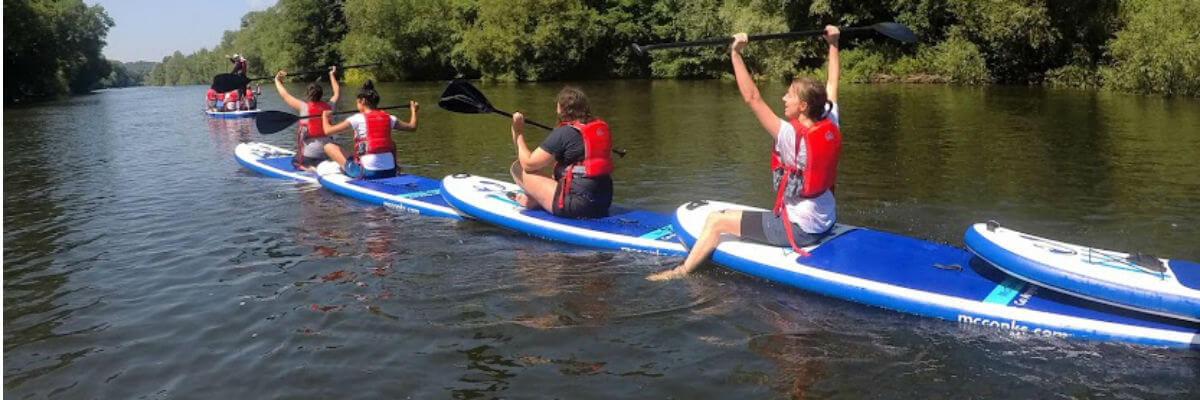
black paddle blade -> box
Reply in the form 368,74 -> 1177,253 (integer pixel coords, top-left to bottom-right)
212,73 -> 251,93
438,80 -> 493,114
872,22 -> 918,43
254,110 -> 302,135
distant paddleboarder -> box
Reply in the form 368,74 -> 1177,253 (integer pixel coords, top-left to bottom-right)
650,26 -> 843,281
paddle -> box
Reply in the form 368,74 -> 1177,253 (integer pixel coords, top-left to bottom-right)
630,22 -> 917,55
211,63 -> 381,93
254,104 -> 412,135
438,79 -> 627,157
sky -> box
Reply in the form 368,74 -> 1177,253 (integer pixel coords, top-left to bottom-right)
86,0 -> 278,62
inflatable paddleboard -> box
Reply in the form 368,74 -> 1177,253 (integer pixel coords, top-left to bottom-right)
317,163 -> 463,220
440,173 -> 686,256
234,142 -> 316,182
965,222 -> 1200,322
673,200 -> 1199,348
206,109 -> 262,118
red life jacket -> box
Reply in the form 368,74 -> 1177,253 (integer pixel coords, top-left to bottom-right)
244,88 -> 254,100
206,88 -> 218,101
555,119 -> 613,209
224,91 -> 239,102
299,101 -> 332,139
353,110 -> 396,162
770,118 -> 841,256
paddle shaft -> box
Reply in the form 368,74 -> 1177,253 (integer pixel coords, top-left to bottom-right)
295,104 -> 411,120
250,63 -> 382,81
635,26 -> 872,53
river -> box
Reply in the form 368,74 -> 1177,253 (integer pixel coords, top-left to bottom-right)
4,80 -> 1199,398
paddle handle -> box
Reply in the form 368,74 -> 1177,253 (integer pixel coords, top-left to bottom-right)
633,26 -> 874,54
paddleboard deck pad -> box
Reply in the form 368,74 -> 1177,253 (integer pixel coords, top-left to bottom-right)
318,164 -> 462,220
965,222 -> 1200,322
441,174 -> 686,256
206,109 -> 262,118
234,142 -> 316,182
674,200 -> 1199,348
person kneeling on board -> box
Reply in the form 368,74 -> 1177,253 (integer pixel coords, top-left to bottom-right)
274,67 -> 340,171
206,88 -> 220,111
650,26 -> 843,281
509,86 -> 614,219
319,80 -> 418,180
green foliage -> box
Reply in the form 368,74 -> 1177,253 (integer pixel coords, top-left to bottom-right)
133,0 -> 1197,97
4,0 -> 114,103
1104,0 -> 1200,96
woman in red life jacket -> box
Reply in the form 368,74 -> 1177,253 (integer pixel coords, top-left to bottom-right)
243,86 -> 257,110
649,26 -> 842,281
509,86 -> 614,219
205,88 -> 219,111
274,66 -> 340,170
223,90 -> 240,111
319,80 -> 418,180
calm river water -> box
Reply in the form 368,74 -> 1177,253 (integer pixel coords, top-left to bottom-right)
5,80 -> 1199,398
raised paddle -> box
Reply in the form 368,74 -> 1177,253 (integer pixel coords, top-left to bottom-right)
254,104 -> 412,135
211,63 -> 381,93
438,79 -> 627,157
630,22 -> 917,55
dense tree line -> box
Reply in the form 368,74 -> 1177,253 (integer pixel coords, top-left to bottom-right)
4,0 -> 117,103
144,0 -> 1198,96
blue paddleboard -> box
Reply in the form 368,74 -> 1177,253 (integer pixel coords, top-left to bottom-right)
965,222 -> 1200,323
206,109 -> 262,119
317,164 -> 463,220
234,142 -> 316,182
440,173 -> 686,256
674,200 -> 1199,348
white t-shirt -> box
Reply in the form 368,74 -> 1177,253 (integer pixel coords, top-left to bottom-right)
774,103 -> 840,233
346,113 -> 398,171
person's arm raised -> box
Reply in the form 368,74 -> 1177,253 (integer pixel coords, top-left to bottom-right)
824,25 -> 840,104
395,101 -> 418,132
274,71 -> 305,110
731,33 -> 782,138
328,66 -> 341,104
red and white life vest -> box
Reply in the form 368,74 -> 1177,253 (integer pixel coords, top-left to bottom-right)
299,101 -> 332,139
770,118 -> 841,256
353,110 -> 396,161
556,119 -> 613,209
224,90 -> 239,102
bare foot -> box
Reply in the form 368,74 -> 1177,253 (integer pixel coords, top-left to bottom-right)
647,267 -> 687,281
513,193 -> 532,208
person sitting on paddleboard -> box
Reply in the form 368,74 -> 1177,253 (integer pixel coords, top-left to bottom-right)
649,26 -> 842,281
205,88 -> 219,111
510,86 -> 614,219
223,89 -> 240,112
319,80 -> 418,180
275,66 -> 341,170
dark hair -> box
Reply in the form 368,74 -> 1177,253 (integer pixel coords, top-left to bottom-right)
790,77 -> 828,121
555,86 -> 592,123
305,82 -> 323,103
357,80 -> 380,108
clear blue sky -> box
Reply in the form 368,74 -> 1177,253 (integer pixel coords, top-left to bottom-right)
86,0 -> 278,62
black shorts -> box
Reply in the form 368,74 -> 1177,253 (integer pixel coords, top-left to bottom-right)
740,211 -> 831,247
551,175 -> 613,219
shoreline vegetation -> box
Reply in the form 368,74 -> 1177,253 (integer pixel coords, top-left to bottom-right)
5,0 -> 1198,105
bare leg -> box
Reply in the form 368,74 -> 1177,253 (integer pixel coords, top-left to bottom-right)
324,143 -> 349,167
509,161 -> 558,211
648,209 -> 742,281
